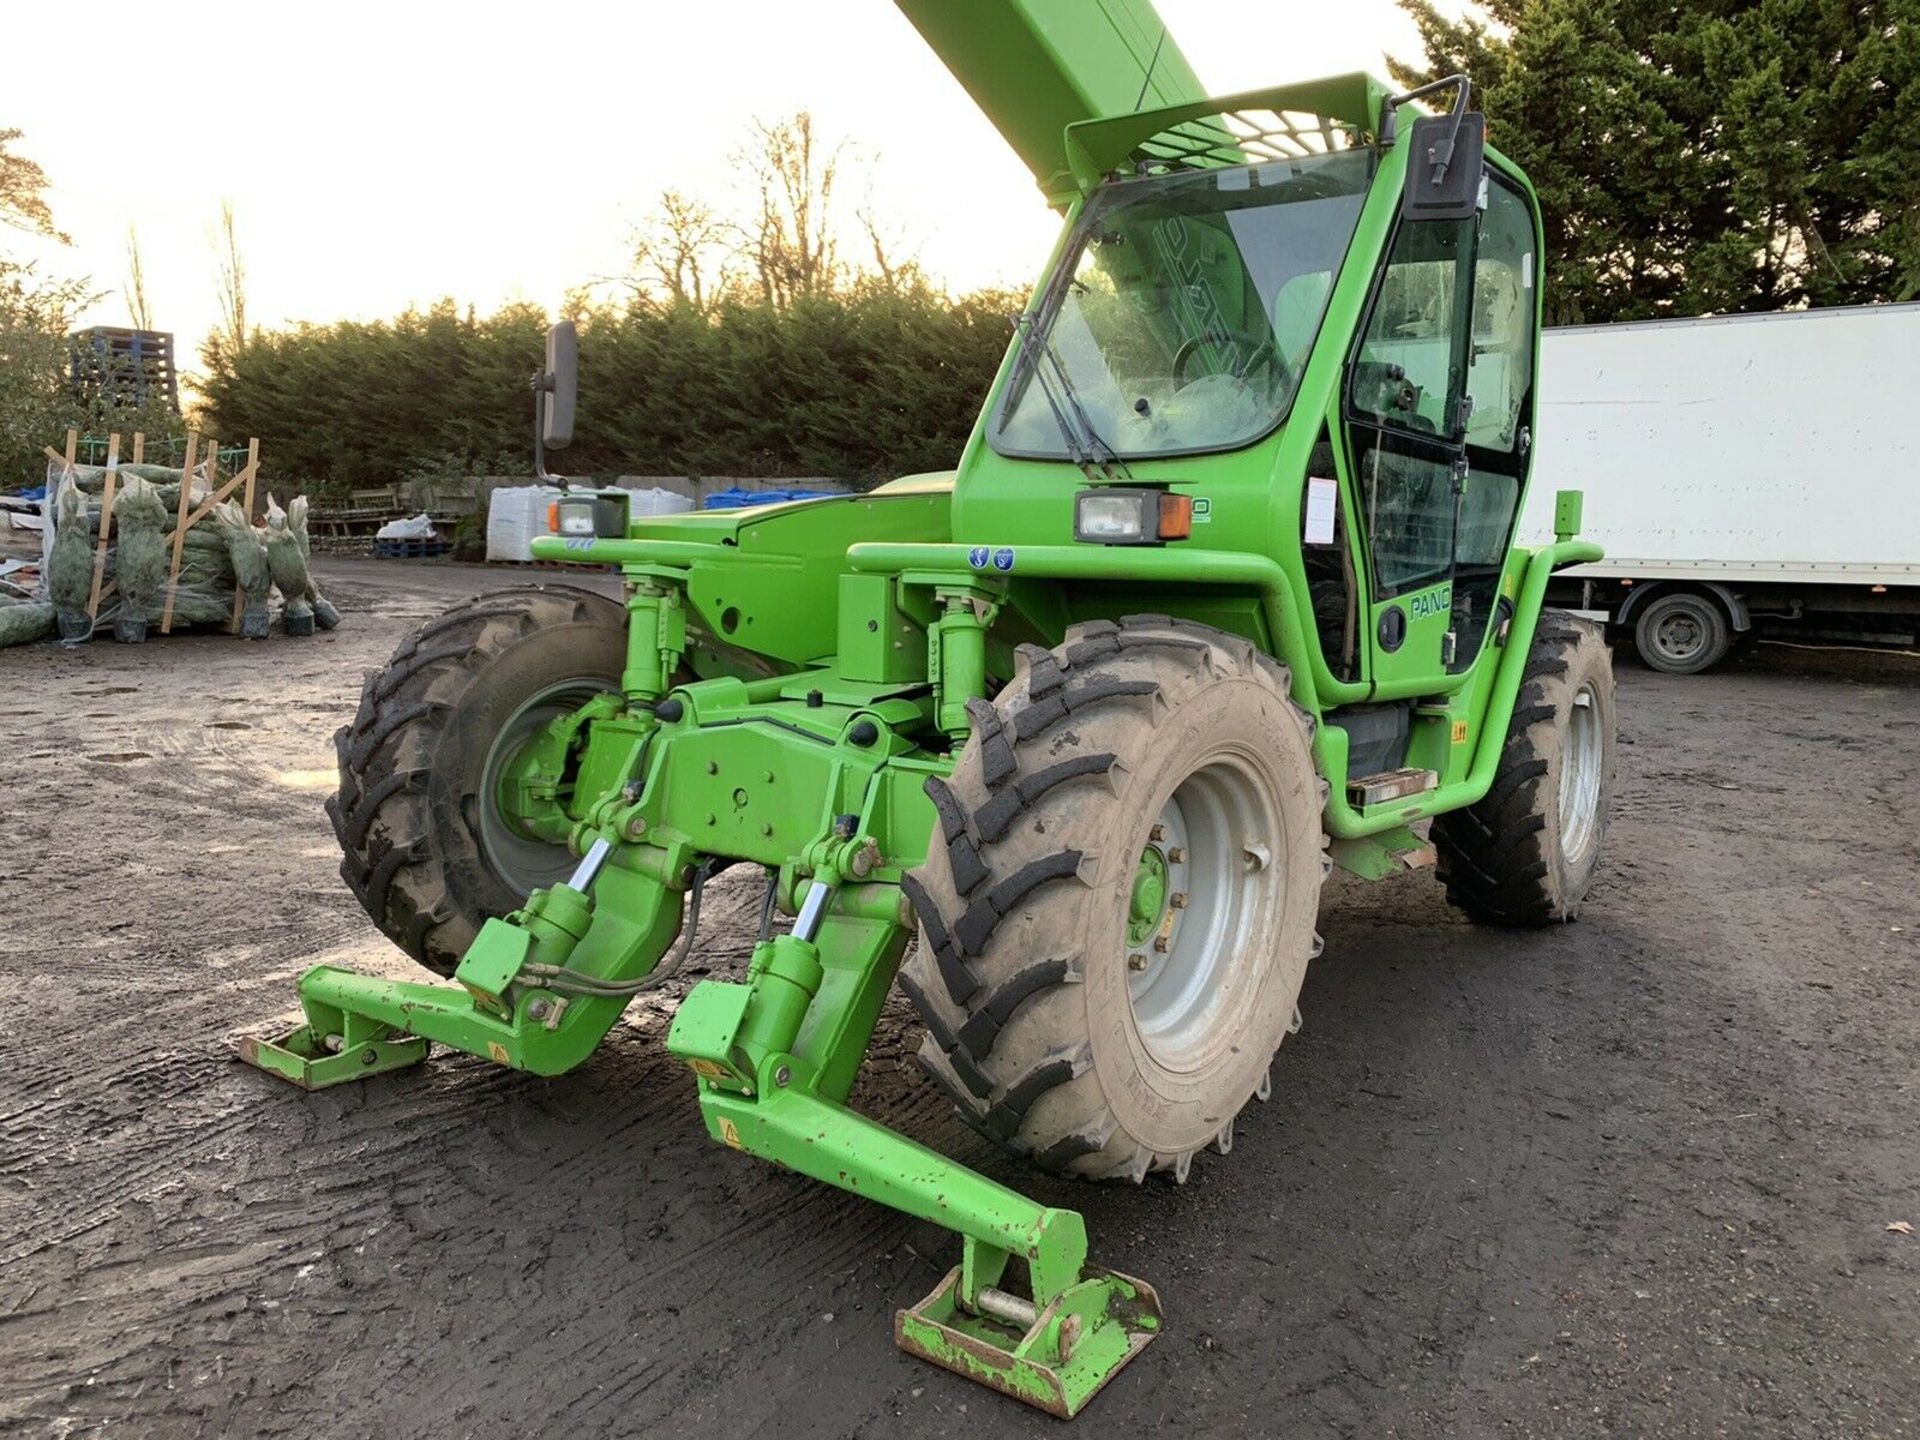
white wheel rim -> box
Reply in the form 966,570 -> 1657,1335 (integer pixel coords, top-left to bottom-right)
1125,756 -> 1278,1072
1558,682 -> 1603,864
479,678 -> 614,894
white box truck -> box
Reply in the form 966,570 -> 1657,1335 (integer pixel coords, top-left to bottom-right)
1519,303 -> 1920,672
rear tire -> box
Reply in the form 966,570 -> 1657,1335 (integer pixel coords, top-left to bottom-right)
327,585 -> 626,975
1433,610 -> 1615,924
897,616 -> 1327,1183
1633,590 -> 1730,674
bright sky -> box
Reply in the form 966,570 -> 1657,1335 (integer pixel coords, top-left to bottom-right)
9,0 -> 1451,383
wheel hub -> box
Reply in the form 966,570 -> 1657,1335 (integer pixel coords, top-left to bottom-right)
1127,845 -> 1171,948
1124,759 -> 1276,1072
481,679 -> 615,895
1656,612 -> 1703,659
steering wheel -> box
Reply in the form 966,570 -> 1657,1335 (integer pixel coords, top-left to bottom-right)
1173,330 -> 1289,389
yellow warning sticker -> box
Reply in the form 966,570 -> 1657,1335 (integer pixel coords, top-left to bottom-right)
688,1058 -> 729,1082
718,1117 -> 744,1150
486,1041 -> 511,1066
1451,720 -> 1469,745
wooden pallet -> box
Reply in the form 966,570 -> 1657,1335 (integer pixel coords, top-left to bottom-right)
372,537 -> 452,559
487,557 -> 607,571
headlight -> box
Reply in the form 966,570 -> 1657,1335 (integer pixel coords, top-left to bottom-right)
1074,488 -> 1194,545
553,497 -> 598,536
548,491 -> 629,538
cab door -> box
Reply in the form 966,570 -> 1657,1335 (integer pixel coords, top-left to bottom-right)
1342,210 -> 1478,694
1339,171 -> 1541,695
1449,173 -> 1542,671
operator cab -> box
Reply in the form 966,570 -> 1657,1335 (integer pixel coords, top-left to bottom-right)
971,75 -> 1540,714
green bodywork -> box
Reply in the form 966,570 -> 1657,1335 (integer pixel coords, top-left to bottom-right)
243,3 -> 1601,1418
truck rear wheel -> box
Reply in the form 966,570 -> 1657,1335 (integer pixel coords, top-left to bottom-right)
897,616 -> 1326,1183
1633,590 -> 1730,674
1433,611 -> 1615,924
327,585 -> 626,975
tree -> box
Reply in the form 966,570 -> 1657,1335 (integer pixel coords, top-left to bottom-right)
856,190 -> 924,295
0,128 -> 68,246
126,227 -> 152,331
626,189 -> 734,310
213,200 -> 247,352
737,112 -> 844,308
1394,0 -> 1920,321
0,261 -> 88,483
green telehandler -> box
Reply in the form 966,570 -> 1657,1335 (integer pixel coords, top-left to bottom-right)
241,1 -> 1615,1417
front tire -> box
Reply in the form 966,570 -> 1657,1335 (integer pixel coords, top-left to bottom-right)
897,616 -> 1327,1183
327,585 -> 626,974
1433,610 -> 1616,924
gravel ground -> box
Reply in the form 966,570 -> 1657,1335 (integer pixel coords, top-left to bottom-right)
2,557 -> 1915,1439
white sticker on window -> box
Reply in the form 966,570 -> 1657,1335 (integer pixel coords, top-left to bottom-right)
1522,252 -> 1534,290
1304,476 -> 1338,545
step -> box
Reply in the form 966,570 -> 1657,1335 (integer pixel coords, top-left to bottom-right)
1347,767 -> 1438,809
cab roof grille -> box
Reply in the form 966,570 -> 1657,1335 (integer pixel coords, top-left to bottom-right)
1130,107 -> 1362,177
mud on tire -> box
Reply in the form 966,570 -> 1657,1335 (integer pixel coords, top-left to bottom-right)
1432,610 -> 1616,924
896,616 -> 1327,1183
327,585 -> 626,975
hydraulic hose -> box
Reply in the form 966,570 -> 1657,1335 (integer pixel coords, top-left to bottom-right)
522,858 -> 717,997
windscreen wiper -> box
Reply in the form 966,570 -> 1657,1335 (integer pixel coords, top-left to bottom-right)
1013,315 -> 1099,479
1035,331 -> 1129,480
1014,315 -> 1129,481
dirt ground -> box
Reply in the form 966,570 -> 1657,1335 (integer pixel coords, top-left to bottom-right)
2,556 -> 1915,1439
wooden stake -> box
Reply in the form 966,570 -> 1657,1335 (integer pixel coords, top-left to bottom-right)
159,433 -> 202,633
229,438 -> 261,634
131,432 -> 145,465
171,458 -> 256,538
85,434 -> 121,620
240,438 -> 258,520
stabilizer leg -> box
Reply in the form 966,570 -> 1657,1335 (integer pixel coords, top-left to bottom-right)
698,1074 -> 1162,1417
237,1009 -> 428,1090
238,851 -> 684,1086
667,887 -> 1162,1417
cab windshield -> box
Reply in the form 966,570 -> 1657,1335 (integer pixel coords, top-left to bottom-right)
992,147 -> 1376,461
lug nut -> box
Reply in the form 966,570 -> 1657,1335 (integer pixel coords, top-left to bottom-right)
1128,952 -> 1148,971
1170,892 -> 1188,909
1153,936 -> 1172,953
1166,846 -> 1185,863
1149,824 -> 1167,842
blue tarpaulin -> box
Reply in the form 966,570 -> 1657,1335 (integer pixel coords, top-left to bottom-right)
701,486 -> 841,511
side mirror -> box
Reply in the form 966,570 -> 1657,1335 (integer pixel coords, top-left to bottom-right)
541,321 -> 578,451
1401,111 -> 1486,222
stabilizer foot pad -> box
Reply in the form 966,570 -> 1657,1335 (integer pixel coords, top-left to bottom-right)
895,1265 -> 1162,1418
237,1025 -> 430,1090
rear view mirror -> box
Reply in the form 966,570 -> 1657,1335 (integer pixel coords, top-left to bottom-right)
1402,112 -> 1486,221
541,321 -> 578,451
